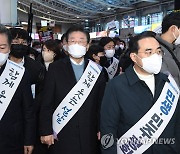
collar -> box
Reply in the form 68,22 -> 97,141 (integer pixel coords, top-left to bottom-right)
17,57 -> 25,66
125,65 -> 169,86
133,66 -> 154,80
70,57 -> 84,65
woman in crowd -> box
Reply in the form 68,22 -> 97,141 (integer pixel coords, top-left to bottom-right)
41,39 -> 62,70
87,44 -> 109,81
99,37 -> 121,80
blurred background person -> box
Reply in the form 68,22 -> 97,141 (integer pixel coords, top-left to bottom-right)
113,37 -> 123,59
61,33 -> 68,58
41,39 -> 62,71
32,41 -> 42,58
87,44 -> 109,81
99,37 -> 121,80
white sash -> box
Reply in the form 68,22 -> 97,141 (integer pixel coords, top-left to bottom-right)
0,60 -> 25,120
53,60 -> 102,138
105,57 -> 119,79
117,75 -> 179,154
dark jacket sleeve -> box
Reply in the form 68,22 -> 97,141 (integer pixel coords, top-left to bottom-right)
22,71 -> 36,145
175,99 -> 180,153
39,64 -> 55,136
100,80 -> 121,154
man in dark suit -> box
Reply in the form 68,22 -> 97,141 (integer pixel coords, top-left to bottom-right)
40,27 -> 106,154
0,25 -> 35,153
100,31 -> 180,154
9,28 -> 45,93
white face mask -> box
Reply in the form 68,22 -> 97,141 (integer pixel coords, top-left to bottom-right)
36,48 -> 41,53
173,27 -> 180,45
115,45 -> 119,50
42,51 -> 55,62
63,45 -> 68,51
0,52 -> 9,66
136,53 -> 162,74
68,44 -> 86,58
119,44 -> 124,50
105,49 -> 115,58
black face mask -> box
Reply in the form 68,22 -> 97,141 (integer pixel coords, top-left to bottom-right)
99,56 -> 107,66
10,44 -> 28,58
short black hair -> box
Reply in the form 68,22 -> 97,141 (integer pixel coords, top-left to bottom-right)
162,12 -> 180,34
61,33 -> 67,42
99,37 -> 114,48
9,28 -> 28,41
87,45 -> 104,61
129,31 -> 156,54
54,39 -> 62,44
0,24 -> 12,45
113,37 -> 121,44
32,41 -> 41,48
43,39 -> 62,61
66,26 -> 90,43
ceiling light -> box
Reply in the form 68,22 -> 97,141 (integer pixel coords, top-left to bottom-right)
21,21 -> 28,25
107,7 -> 111,10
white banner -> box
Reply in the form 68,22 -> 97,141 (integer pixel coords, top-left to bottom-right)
53,60 -> 102,138
0,60 -> 25,120
117,75 -> 179,154
105,57 -> 119,79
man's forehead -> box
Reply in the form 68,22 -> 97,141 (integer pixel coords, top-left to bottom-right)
0,34 -> 8,43
69,31 -> 86,38
138,37 -> 159,47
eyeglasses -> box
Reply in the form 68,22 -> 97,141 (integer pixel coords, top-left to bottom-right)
138,50 -> 164,57
68,40 -> 87,46
12,40 -> 27,45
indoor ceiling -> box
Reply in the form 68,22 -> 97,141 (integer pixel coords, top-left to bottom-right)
17,0 -> 173,24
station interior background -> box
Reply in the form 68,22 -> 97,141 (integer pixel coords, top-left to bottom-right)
0,0 -> 178,43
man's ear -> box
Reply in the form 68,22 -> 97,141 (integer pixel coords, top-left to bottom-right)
130,52 -> 137,63
92,54 -> 98,60
169,25 -> 177,33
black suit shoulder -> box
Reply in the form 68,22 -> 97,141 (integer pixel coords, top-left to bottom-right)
24,56 -> 45,84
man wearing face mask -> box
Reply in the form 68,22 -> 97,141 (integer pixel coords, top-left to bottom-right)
32,41 -> 42,57
40,26 -> 106,154
9,28 -> 45,154
113,37 -> 123,59
0,25 -> 36,154
9,28 -> 45,86
99,37 -> 121,80
155,12 -> 180,87
100,31 -> 180,154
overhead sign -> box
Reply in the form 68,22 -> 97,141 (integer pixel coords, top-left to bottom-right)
107,20 -> 117,30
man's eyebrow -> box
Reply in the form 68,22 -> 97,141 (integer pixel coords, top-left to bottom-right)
145,48 -> 152,51
157,46 -> 161,50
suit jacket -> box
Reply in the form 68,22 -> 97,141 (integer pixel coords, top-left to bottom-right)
24,56 -> 45,85
0,62 -> 36,154
40,57 -> 106,154
100,65 -> 180,154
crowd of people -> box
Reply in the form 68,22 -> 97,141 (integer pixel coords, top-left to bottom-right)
0,11 -> 180,154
